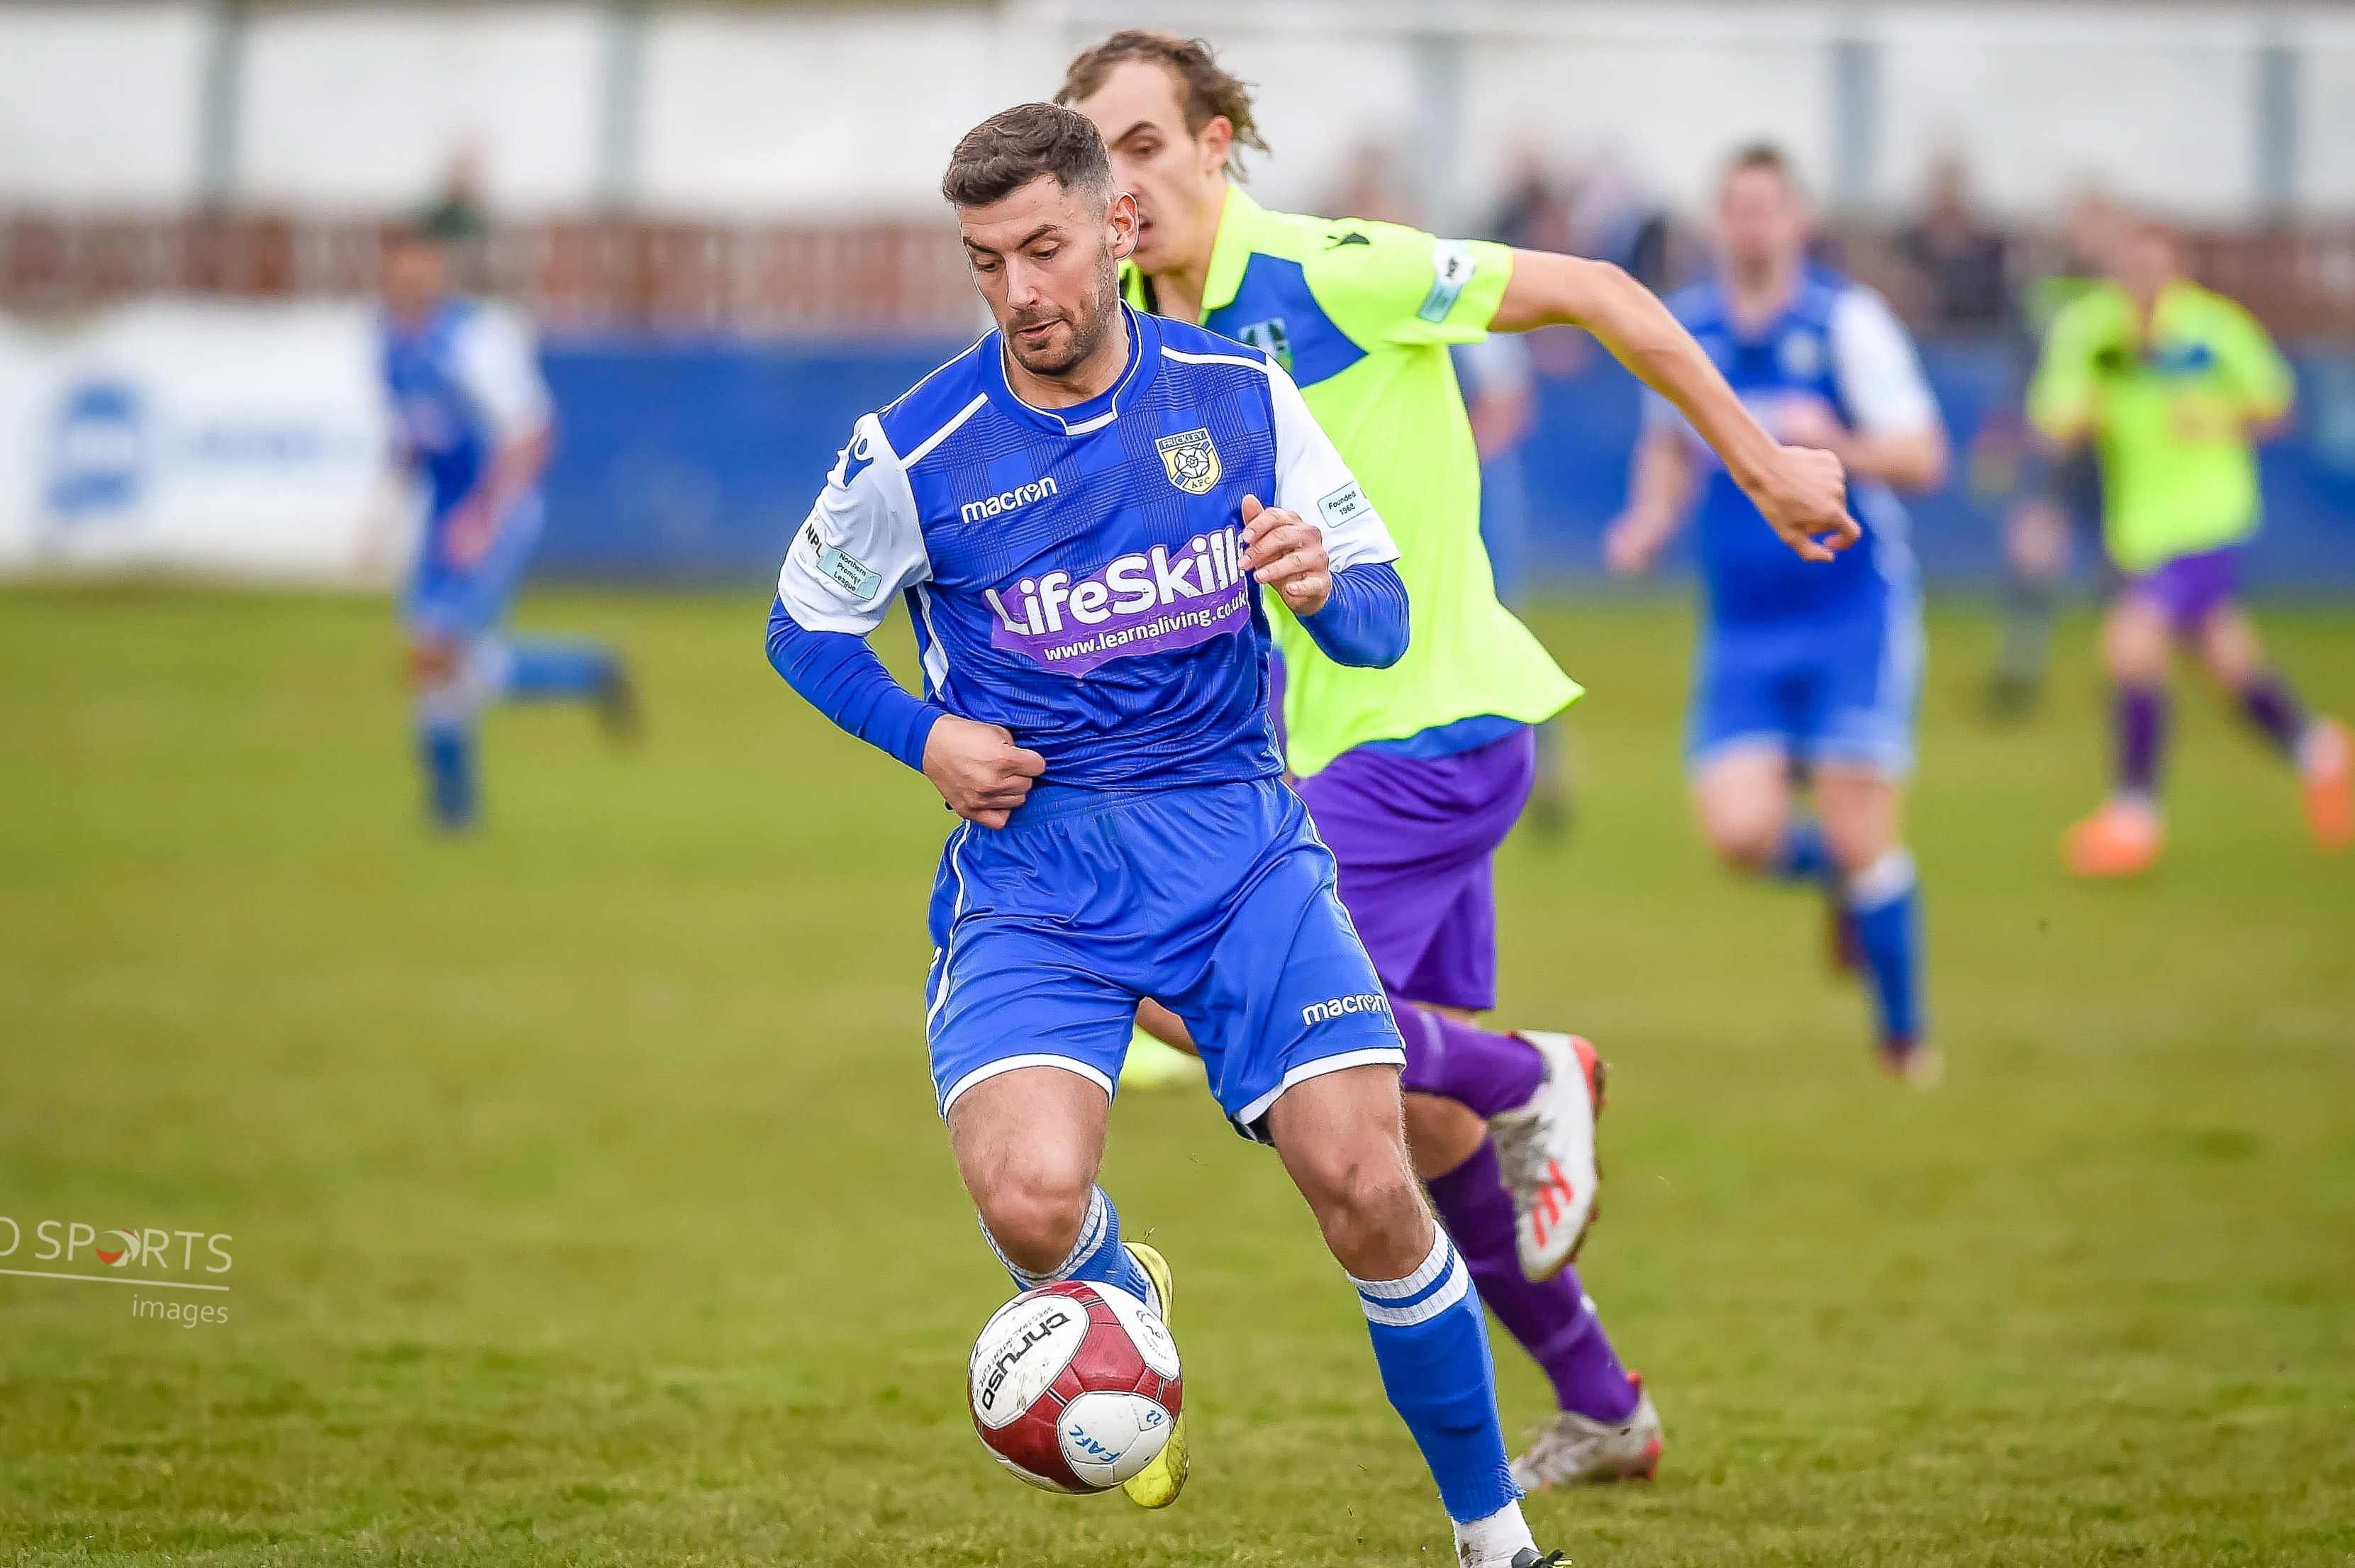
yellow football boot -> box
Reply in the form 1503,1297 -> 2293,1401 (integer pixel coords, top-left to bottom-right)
1120,1241 -> 1188,1508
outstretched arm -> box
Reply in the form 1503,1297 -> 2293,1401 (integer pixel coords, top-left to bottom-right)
1492,250 -> 1858,562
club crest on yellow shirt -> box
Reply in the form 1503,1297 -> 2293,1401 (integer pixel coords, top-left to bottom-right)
1155,428 -> 1222,495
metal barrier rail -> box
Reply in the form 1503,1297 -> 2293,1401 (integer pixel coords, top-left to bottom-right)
0,214 -> 981,335
6,211 -> 2354,338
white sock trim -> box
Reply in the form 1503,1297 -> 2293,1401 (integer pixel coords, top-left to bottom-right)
981,1186 -> 1109,1289
1845,847 -> 1917,911
1452,1498 -> 1535,1564
1350,1232 -> 1452,1300
1349,1234 -> 1471,1327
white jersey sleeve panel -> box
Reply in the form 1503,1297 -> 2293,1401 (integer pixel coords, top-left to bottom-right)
776,413 -> 934,635
449,304 -> 554,445
1265,360 -> 1400,573
1830,287 -> 1941,435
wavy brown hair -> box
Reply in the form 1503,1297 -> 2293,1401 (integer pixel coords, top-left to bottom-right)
1056,31 -> 1269,179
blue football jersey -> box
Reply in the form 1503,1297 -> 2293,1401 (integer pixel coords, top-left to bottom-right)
773,307 -> 1398,791
379,299 -> 552,524
1648,265 -> 1938,626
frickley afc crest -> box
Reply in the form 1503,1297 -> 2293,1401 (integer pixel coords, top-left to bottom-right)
1155,428 -> 1222,495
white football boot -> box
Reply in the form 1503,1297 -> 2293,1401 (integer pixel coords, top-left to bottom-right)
1488,1032 -> 1605,1281
1510,1374 -> 1664,1491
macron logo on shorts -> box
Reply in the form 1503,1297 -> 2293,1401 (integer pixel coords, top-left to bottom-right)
1301,992 -> 1389,1028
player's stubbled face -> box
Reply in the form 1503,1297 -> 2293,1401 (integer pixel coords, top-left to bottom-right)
1717,167 -> 1808,282
1073,61 -> 1225,279
959,177 -> 1135,381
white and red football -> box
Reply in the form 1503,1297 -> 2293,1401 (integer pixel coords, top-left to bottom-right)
967,1279 -> 1182,1493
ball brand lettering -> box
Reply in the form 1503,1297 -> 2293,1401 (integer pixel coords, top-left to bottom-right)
976,1307 -> 1072,1412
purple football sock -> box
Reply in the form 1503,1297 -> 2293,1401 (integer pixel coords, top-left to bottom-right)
1427,1140 -> 1638,1424
1393,994 -> 1547,1120
2116,684 -> 2167,799
2239,670 -> 2312,760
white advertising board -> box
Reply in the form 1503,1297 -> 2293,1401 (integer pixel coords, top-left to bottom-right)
0,300 -> 399,582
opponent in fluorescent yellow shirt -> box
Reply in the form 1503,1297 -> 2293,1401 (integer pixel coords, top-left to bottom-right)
2027,217 -> 2349,877
1124,187 -> 1573,777
2030,265 -> 2293,573
1063,33 -> 1860,1520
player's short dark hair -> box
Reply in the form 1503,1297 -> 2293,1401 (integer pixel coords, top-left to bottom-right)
1056,30 -> 1270,179
1724,142 -> 1801,192
941,103 -> 1114,212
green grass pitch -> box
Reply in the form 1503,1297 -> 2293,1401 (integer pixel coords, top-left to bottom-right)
3,585 -> 2351,1566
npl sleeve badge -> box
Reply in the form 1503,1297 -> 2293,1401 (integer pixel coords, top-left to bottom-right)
1154,428 -> 1223,496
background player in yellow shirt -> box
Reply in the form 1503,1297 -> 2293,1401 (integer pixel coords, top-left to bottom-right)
2030,218 -> 2352,875
1064,31 -> 1856,1494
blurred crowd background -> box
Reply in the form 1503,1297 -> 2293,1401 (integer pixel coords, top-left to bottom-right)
4,0 -> 2354,588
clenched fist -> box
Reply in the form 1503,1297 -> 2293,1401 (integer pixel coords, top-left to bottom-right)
1740,442 -> 1860,563
922,714 -> 1046,830
1237,494 -> 1332,615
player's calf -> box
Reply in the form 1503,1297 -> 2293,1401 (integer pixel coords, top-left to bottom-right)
1267,1066 -> 1540,1566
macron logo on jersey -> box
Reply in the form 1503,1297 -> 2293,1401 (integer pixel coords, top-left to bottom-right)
1302,992 -> 1389,1028
960,477 -> 1059,525
983,526 -> 1249,677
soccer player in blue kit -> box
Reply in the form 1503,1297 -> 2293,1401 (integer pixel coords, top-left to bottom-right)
1607,146 -> 1949,1082
764,104 -> 1563,1566
378,216 -> 636,832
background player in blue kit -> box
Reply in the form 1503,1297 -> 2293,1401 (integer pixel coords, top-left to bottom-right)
764,105 -> 1569,1568
1607,146 -> 1950,1082
379,216 -> 636,832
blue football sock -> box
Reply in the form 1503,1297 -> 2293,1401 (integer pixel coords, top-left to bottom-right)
1774,816 -> 1833,882
1352,1233 -> 1520,1524
1848,849 -> 1924,1045
981,1186 -> 1154,1308
504,638 -> 615,701
419,721 -> 476,830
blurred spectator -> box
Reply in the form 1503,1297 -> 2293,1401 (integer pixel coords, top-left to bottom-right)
1987,189 -> 2122,716
1896,157 -> 2011,331
1565,149 -> 1671,292
1486,145 -> 1575,255
420,146 -> 492,292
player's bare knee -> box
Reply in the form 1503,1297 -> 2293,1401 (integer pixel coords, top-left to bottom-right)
974,1162 -> 1093,1271
1296,1138 -> 1424,1266
1708,818 -> 1781,874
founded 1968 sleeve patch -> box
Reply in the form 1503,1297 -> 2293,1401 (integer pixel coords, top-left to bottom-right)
1318,482 -> 1371,530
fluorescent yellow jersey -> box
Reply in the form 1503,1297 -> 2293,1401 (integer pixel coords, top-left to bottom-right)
2028,279 -> 2295,573
1125,186 -> 1579,777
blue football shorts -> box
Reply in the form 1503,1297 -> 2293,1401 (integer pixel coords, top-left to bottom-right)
923,775 -> 1405,1142
402,491 -> 546,644
1687,589 -> 1924,777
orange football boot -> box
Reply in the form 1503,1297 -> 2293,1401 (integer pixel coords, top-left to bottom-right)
2300,717 -> 2354,853
2063,797 -> 2164,879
